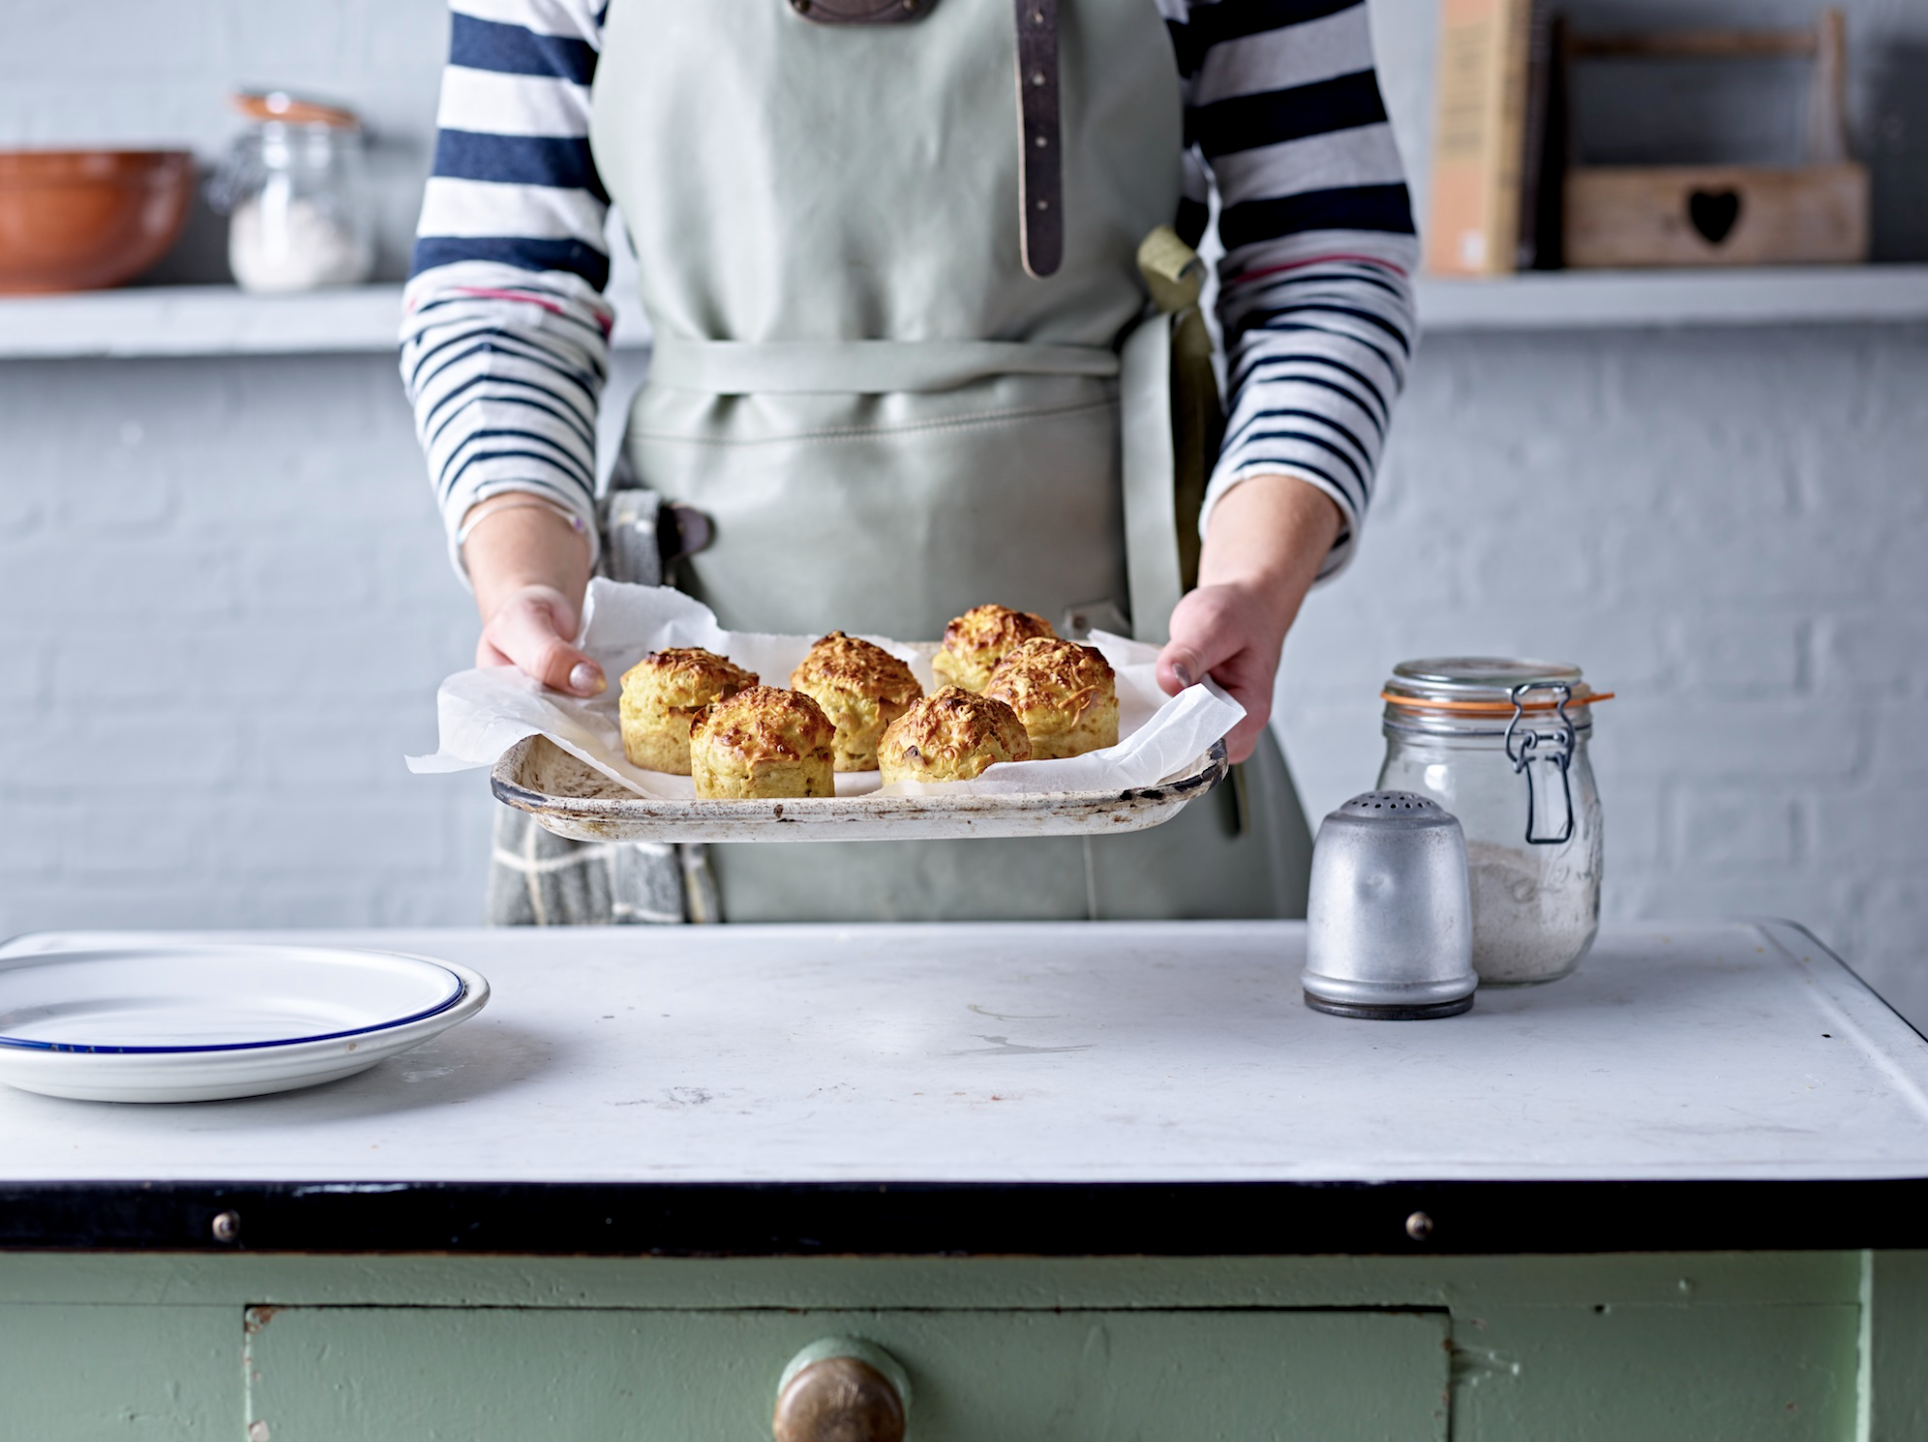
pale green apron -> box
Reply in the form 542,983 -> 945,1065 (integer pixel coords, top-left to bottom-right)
589,0 -> 1311,921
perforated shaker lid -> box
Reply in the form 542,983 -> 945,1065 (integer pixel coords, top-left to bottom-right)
1326,790 -> 1459,829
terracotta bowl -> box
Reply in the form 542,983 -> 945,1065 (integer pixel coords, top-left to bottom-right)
0,150 -> 195,294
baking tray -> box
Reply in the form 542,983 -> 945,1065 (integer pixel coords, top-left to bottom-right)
491,734 -> 1229,843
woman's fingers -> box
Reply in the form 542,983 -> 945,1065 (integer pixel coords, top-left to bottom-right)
1210,658 -> 1276,763
1159,584 -> 1282,763
1157,645 -> 1202,696
1157,588 -> 1235,696
481,587 -> 605,696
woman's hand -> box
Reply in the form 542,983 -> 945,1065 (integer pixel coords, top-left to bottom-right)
462,497 -> 604,697
1156,475 -> 1343,763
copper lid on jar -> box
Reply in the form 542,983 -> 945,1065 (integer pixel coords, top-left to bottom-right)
230,91 -> 362,129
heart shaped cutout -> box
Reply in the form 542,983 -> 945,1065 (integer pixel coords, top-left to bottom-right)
1688,190 -> 1743,246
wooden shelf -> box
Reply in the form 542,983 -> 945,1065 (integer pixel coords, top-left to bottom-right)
1,269 -> 1924,360
0,284 -> 651,360
1416,264 -> 1928,331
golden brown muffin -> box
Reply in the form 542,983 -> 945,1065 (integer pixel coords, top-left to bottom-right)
689,686 -> 836,799
618,647 -> 758,774
931,604 -> 1057,692
984,637 -> 1120,760
789,631 -> 925,773
878,686 -> 1032,784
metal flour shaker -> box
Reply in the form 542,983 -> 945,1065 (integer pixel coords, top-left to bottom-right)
1302,791 -> 1478,1020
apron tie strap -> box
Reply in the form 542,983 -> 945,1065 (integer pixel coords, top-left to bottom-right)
649,337 -> 1116,394
1137,224 -> 1208,315
1121,227 -> 1222,642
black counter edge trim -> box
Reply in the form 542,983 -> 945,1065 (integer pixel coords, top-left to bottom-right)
2,1178 -> 1925,1256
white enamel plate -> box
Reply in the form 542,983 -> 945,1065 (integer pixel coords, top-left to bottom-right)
0,942 -> 490,1103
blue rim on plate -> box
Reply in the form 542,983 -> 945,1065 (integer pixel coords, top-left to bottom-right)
0,952 -> 470,1056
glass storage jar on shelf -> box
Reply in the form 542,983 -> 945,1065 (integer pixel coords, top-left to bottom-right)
212,91 -> 375,293
1375,659 -> 1612,986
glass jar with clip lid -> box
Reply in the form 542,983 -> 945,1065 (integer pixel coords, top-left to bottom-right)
210,90 -> 375,293
1375,659 -> 1613,985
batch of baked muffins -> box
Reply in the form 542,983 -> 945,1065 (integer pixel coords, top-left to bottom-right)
618,604 -> 1121,799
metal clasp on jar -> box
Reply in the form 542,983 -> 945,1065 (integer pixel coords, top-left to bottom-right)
1504,682 -> 1576,845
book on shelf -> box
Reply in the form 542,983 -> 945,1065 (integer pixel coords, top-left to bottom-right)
1424,0 -> 1560,275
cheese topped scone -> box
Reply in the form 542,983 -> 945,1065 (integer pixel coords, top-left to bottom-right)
983,637 -> 1120,760
931,603 -> 1056,692
619,647 -> 759,775
878,686 -> 1032,784
789,631 -> 924,772
689,686 -> 836,799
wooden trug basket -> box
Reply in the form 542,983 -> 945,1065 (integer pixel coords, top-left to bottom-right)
1563,9 -> 1869,268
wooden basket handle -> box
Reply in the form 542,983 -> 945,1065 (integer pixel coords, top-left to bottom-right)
1562,8 -> 1849,164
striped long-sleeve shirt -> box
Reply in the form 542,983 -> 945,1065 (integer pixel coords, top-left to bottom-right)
402,0 -> 1418,581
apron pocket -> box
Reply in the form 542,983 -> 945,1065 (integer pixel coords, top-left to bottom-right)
627,375 -> 1127,639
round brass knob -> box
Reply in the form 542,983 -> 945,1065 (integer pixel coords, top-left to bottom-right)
773,1339 -> 909,1442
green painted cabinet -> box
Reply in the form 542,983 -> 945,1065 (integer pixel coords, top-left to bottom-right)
0,1252 -> 1917,1442
245,1307 -> 1450,1441
0,1303 -> 234,1439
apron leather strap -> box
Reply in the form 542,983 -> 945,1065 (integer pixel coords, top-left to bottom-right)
1014,0 -> 1063,277
789,0 -> 931,24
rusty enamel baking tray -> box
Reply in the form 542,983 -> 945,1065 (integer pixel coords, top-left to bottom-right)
490,734 -> 1230,844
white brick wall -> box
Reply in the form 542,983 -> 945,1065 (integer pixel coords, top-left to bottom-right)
1,0 -> 1925,1031
0,355 -> 491,932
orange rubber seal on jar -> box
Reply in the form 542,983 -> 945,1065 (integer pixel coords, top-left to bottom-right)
1379,691 -> 1616,716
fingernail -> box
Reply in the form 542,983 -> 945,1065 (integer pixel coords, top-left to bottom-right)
569,662 -> 605,696
1172,662 -> 1194,689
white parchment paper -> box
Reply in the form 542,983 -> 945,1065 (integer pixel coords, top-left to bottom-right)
408,580 -> 1243,798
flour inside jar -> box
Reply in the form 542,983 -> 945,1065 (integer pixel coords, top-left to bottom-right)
1466,839 -> 1600,984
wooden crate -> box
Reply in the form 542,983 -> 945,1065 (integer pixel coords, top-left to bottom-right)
1562,10 -> 1870,269
1565,162 -> 1869,268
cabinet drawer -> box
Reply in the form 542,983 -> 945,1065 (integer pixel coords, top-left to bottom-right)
243,1306 -> 1450,1441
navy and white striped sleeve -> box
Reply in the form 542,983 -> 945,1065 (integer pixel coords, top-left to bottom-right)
400,0 -> 613,579
1169,0 -> 1420,580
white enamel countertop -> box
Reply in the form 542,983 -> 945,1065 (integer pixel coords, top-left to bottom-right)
0,921 -> 1923,1187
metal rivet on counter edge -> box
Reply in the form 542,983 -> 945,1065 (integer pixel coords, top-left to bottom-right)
212,1210 -> 241,1244
1405,1210 -> 1433,1242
